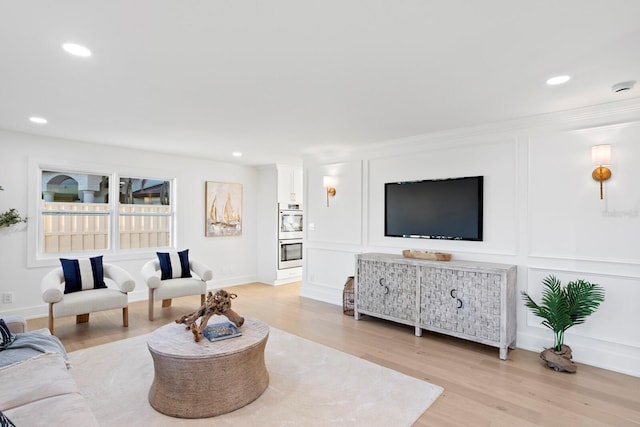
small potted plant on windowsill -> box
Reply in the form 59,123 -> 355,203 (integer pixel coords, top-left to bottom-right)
0,185 -> 27,231
521,275 -> 605,373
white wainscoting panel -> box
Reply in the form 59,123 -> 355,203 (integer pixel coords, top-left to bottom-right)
300,247 -> 359,306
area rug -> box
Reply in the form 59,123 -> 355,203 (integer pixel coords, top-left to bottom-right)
69,326 -> 443,426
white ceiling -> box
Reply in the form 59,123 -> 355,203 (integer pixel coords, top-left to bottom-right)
1,0 -> 639,166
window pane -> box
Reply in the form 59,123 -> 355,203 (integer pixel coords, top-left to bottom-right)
119,178 -> 172,249
41,171 -> 110,254
42,171 -> 109,203
119,178 -> 170,205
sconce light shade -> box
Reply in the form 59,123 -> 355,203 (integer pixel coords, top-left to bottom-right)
591,144 -> 612,200
592,144 -> 611,166
323,176 -> 336,207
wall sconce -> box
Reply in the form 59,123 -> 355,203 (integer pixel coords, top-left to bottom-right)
323,176 -> 336,207
591,144 -> 612,200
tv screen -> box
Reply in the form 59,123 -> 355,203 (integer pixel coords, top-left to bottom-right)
384,176 -> 483,241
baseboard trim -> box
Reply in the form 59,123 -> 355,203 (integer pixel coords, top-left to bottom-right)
299,282 -> 342,307
517,331 -> 640,378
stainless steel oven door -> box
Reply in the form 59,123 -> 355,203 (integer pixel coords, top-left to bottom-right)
278,239 -> 303,269
279,209 -> 303,240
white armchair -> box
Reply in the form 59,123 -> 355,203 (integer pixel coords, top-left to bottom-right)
41,263 -> 135,334
141,258 -> 213,320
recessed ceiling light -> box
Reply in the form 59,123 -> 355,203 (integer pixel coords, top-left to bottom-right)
62,43 -> 92,57
232,152 -> 243,157
29,116 -> 48,124
546,75 -> 571,85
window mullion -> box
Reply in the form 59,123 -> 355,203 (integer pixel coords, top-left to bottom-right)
111,173 -> 120,253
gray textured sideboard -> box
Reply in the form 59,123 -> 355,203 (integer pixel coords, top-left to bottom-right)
354,253 -> 517,360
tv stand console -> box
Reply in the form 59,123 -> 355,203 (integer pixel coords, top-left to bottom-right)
354,253 -> 517,360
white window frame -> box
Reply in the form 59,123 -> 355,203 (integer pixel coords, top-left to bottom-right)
27,157 -> 177,268
117,174 -> 174,252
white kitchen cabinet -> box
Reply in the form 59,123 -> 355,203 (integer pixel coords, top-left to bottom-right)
277,165 -> 303,206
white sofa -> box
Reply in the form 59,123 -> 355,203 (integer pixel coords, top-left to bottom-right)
0,316 -> 98,426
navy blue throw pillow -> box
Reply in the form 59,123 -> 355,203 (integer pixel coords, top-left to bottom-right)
0,410 -> 16,427
157,249 -> 192,280
60,256 -> 107,294
0,319 -> 16,351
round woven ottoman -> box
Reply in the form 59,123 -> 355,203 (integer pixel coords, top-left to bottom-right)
147,317 -> 269,418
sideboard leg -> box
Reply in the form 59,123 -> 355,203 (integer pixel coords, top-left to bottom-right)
415,326 -> 422,337
354,311 -> 360,320
499,347 -> 508,360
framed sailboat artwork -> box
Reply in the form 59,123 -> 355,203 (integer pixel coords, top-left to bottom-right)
205,181 -> 243,237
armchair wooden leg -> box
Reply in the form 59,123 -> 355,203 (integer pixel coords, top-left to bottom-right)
49,303 -> 55,335
149,288 -> 155,321
201,294 -> 206,305
162,299 -> 172,308
76,314 -> 90,324
123,307 -> 129,327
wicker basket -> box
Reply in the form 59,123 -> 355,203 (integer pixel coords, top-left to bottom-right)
343,276 -> 355,316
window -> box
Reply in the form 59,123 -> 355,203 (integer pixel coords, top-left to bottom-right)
118,177 -> 171,250
41,171 -> 111,253
38,169 -> 173,257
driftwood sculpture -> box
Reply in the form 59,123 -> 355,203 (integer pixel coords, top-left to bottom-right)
176,289 -> 245,342
540,345 -> 577,373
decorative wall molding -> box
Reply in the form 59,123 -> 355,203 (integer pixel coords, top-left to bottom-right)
343,98 -> 640,163
527,254 -> 640,269
569,119 -> 640,135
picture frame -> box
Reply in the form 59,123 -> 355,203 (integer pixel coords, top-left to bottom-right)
205,181 -> 242,237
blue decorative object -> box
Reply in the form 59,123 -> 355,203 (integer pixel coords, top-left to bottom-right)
60,256 -> 107,294
0,319 -> 16,350
157,249 -> 192,280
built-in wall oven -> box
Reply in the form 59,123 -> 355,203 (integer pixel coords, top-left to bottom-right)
279,207 -> 303,240
279,238 -> 303,269
278,204 -> 303,269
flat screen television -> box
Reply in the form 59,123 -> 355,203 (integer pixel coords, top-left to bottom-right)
384,176 -> 483,241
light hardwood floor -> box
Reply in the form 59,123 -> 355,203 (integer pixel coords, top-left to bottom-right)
28,282 -> 640,426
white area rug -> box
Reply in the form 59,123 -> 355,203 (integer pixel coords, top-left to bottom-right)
69,326 -> 443,426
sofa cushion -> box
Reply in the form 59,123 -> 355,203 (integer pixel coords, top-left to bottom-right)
157,249 -> 192,280
4,392 -> 97,427
0,353 -> 77,411
0,353 -> 98,426
0,320 -> 16,350
60,256 -> 107,294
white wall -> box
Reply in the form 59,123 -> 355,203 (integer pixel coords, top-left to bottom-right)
0,130 -> 259,319
256,165 -> 278,284
301,99 -> 640,377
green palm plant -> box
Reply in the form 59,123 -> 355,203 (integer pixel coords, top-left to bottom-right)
521,275 -> 605,352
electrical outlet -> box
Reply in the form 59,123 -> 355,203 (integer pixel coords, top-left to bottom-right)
2,293 -> 13,304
